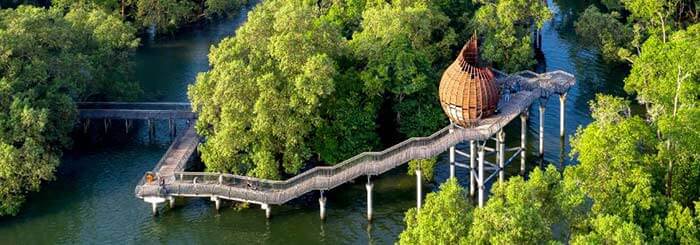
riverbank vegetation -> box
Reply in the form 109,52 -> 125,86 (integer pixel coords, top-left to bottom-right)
1,0 -> 247,33
189,0 -> 550,179
0,5 -> 139,216
399,0 -> 700,243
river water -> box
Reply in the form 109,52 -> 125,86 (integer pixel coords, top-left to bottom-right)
0,0 -> 626,244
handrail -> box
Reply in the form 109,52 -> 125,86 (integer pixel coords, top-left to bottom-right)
135,70 -> 576,205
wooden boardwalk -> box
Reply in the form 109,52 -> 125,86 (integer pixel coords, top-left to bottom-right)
133,70 -> 576,215
77,102 -> 196,120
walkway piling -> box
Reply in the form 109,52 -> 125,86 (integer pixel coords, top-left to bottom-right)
539,102 -> 545,157
498,130 -> 505,183
151,202 -> 158,216
521,111 -> 528,174
319,192 -> 327,221
366,182 -> 373,221
478,143 -> 485,208
469,140 -> 476,196
416,170 -> 422,211
559,93 -> 567,138
449,145 -> 456,179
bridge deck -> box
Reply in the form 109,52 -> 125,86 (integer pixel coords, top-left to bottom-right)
134,70 -> 575,206
135,91 -> 536,205
77,102 -> 195,120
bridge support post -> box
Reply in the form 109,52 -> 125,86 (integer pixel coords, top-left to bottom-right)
151,202 -> 158,216
263,204 -> 272,219
168,196 -> 175,208
539,102 -> 546,157
498,130 -> 505,183
169,119 -> 176,138
478,143 -> 485,208
125,120 -> 131,134
469,140 -> 476,197
449,145 -> 455,179
559,93 -> 567,138
319,191 -> 327,221
148,119 -> 155,141
521,111 -> 528,175
366,182 -> 373,221
104,119 -> 110,133
416,169 -> 422,211
213,196 -> 221,211
83,119 -> 90,134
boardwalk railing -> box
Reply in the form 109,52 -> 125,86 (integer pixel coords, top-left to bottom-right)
77,102 -> 195,120
136,91 -> 537,205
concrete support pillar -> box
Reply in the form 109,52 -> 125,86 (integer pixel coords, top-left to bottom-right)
366,182 -> 373,221
125,120 -> 131,134
498,130 -> 505,183
104,119 -> 109,133
213,196 -> 221,211
168,196 -> 175,208
469,140 -> 476,197
319,193 -> 327,221
416,170 -> 422,211
449,145 -> 456,179
521,111 -> 528,175
262,204 -> 271,219
148,119 -> 155,141
539,102 -> 545,157
169,119 -> 176,138
559,93 -> 567,138
83,119 -> 91,134
151,202 -> 158,216
478,144 -> 485,208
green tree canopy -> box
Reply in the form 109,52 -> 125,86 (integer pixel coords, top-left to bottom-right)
189,0 -> 346,179
574,6 -> 633,62
350,0 -> 455,137
470,166 -> 570,244
0,5 -> 139,216
398,178 -> 473,245
472,0 -> 552,72
52,0 -> 247,33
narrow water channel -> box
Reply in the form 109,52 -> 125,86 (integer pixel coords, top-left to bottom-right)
0,1 -> 626,244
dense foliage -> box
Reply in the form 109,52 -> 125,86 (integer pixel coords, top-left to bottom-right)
189,0 -> 548,179
0,5 -> 139,216
575,0 -> 699,62
3,0 -> 247,33
399,1 -> 699,243
472,0 -> 552,72
398,178 -> 473,244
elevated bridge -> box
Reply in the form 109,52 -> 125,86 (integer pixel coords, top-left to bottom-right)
132,70 -> 575,219
77,102 -> 195,137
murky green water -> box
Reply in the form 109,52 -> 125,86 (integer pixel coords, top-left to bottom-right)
0,1 -> 625,244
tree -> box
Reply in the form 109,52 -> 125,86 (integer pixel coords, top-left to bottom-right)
398,178 -> 473,245
350,0 -> 455,137
571,215 -> 646,245
189,0 -> 346,179
574,6 -> 633,62
469,166 -> 569,244
472,0 -> 552,72
625,24 -> 700,204
568,95 -> 662,227
407,158 -> 438,182
0,5 -> 139,216
52,0 -> 248,33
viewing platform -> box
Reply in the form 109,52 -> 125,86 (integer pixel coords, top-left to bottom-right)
133,70 -> 575,219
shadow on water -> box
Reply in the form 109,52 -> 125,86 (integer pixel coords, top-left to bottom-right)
0,0 -> 628,244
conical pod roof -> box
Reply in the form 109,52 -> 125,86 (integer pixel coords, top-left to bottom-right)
438,36 -> 500,127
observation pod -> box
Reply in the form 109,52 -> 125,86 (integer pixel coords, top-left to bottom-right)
439,36 -> 500,127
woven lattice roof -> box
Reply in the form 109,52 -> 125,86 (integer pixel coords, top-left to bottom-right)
439,36 -> 500,127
